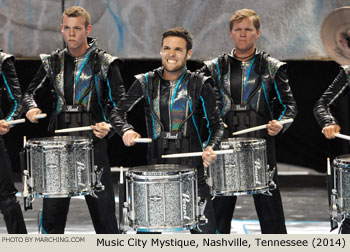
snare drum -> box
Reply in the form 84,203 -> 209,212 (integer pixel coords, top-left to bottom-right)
125,164 -> 199,232
208,137 -> 269,196
331,155 -> 350,215
25,136 -> 95,197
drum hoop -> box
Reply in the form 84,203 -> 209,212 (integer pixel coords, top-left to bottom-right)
127,171 -> 196,181
212,186 -> 270,196
134,222 -> 197,232
26,136 -> 92,146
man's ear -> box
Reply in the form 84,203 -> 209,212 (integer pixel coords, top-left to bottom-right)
86,24 -> 92,36
186,49 -> 192,59
256,29 -> 261,40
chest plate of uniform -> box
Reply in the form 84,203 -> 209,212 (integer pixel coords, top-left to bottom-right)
142,73 -> 192,138
166,77 -> 190,132
71,54 -> 93,107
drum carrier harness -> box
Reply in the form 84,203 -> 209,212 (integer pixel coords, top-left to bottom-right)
50,48 -> 106,137
146,71 -> 205,167
220,52 -> 270,139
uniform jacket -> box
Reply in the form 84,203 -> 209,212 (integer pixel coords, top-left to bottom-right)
23,38 -> 124,133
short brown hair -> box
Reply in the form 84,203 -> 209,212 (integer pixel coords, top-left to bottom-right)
62,6 -> 91,27
162,27 -> 193,52
229,9 -> 260,31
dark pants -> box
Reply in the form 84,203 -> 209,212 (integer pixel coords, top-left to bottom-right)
189,181 -> 216,234
0,139 -> 27,234
42,139 -> 119,234
340,217 -> 350,234
213,185 -> 287,234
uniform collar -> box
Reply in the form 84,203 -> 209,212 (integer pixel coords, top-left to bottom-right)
64,37 -> 98,59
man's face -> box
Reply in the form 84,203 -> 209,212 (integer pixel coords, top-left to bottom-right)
230,17 -> 260,54
161,36 -> 192,74
61,15 -> 92,53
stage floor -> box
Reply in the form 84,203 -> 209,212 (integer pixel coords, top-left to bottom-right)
0,164 -> 338,234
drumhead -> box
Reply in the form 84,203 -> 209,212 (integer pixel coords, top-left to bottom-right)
334,154 -> 350,169
26,136 -> 91,146
129,164 -> 194,175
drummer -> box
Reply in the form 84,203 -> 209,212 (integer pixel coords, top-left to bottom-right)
110,27 -> 224,233
0,50 -> 27,234
199,9 -> 297,234
314,65 -> 350,233
23,6 -> 124,234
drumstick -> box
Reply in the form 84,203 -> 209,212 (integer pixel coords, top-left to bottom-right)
35,113 -> 47,119
162,149 -> 233,159
7,118 -> 25,125
7,114 -> 47,126
54,123 -> 113,134
334,133 -> 350,141
133,138 -> 152,143
232,118 -> 294,136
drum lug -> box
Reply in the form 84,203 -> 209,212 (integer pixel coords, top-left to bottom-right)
120,202 -> 131,233
268,180 -> 277,191
330,190 -> 340,220
22,170 -> 30,197
93,165 -> 105,192
24,195 -> 34,210
22,170 -> 34,210
128,209 -> 135,222
197,198 -> 208,225
267,165 -> 277,190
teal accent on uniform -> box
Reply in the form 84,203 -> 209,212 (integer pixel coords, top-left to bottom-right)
170,74 -> 185,112
107,77 -> 117,107
200,96 -> 211,149
188,98 -> 203,149
94,75 -> 107,121
75,52 -> 91,87
145,73 -> 156,140
261,81 -> 273,119
2,73 -> 17,120
274,80 -> 287,120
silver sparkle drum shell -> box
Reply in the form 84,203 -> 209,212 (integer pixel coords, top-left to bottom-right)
333,155 -> 350,214
208,138 -> 268,196
26,136 -> 94,197
126,164 -> 198,232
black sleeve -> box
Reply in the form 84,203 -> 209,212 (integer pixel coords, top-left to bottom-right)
198,61 -> 224,116
109,79 -> 144,137
22,64 -> 49,113
273,64 -> 298,132
314,69 -> 349,128
106,60 -> 125,114
199,78 -> 224,149
1,57 -> 22,120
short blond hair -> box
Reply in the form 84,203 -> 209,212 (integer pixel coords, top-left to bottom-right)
62,6 -> 91,27
229,9 -> 260,31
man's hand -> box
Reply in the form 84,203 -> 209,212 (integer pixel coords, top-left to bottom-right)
0,120 -> 10,135
26,108 -> 42,123
202,146 -> 217,168
91,122 -> 110,139
322,124 -> 341,139
266,120 -> 283,136
122,129 -> 141,146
